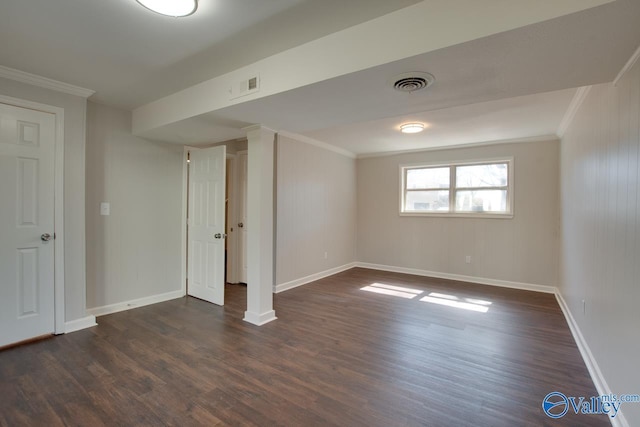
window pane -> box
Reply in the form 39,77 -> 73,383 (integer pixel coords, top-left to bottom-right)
406,167 -> 449,189
405,190 -> 449,212
456,163 -> 507,188
455,190 -> 507,212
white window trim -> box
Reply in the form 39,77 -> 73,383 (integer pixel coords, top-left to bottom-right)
399,157 -> 514,219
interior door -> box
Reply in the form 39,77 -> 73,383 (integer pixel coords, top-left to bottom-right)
237,151 -> 248,283
0,103 -> 56,347
188,146 -> 226,305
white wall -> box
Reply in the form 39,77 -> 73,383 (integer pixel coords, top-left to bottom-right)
85,102 -> 184,310
276,135 -> 357,288
560,58 -> 640,424
0,77 -> 88,322
357,139 -> 560,288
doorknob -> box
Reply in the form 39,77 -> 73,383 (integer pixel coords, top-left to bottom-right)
238,222 -> 244,228
214,233 -> 227,239
41,233 -> 52,242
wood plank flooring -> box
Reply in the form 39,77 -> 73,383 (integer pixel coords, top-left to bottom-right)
0,268 -> 609,426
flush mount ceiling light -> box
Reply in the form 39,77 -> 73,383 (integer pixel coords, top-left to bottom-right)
400,123 -> 425,134
136,0 -> 198,17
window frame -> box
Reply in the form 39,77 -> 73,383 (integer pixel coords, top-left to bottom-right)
399,157 -> 514,218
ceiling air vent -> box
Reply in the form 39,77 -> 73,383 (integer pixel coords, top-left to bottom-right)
391,72 -> 435,93
229,74 -> 260,100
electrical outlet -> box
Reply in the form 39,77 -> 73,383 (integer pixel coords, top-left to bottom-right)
324,252 -> 328,259
465,255 -> 471,264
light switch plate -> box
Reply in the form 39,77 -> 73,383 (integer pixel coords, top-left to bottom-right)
100,202 -> 110,216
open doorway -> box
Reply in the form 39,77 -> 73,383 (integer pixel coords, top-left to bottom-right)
229,150 -> 248,285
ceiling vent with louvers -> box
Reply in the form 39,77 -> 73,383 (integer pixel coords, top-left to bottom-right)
391,72 -> 435,93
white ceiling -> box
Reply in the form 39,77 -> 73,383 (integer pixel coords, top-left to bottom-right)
305,89 -> 578,155
155,0 -> 640,154
144,87 -> 578,154
0,0 -> 418,109
2,0 -> 640,155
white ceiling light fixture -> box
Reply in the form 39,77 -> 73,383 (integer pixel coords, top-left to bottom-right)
400,123 -> 425,134
136,0 -> 198,17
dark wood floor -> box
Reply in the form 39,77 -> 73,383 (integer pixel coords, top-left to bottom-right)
0,268 -> 608,426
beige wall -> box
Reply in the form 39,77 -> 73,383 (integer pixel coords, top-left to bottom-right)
85,102 -> 184,310
276,135 -> 357,286
357,139 -> 560,287
560,61 -> 640,423
0,77 -> 88,322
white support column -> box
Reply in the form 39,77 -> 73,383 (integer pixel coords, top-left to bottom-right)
243,125 -> 277,326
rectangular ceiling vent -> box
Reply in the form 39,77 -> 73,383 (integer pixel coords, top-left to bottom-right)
229,75 -> 260,100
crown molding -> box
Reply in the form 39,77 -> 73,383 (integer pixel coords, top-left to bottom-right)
0,65 -> 95,98
242,124 -> 266,133
557,86 -> 592,138
614,44 -> 640,87
277,130 -> 356,159
357,135 -> 558,159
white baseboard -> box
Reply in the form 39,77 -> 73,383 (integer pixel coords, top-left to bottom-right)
274,261 -> 556,294
356,262 -> 557,294
64,315 -> 97,333
555,292 -> 627,427
243,310 -> 277,326
87,289 -> 185,317
274,262 -> 358,293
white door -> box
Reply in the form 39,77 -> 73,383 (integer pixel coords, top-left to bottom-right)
237,151 -> 248,283
224,156 -> 237,284
0,103 -> 56,347
188,146 -> 226,305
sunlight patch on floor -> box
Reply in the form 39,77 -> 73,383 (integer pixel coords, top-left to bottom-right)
360,283 -> 424,299
420,292 -> 491,313
360,285 -> 492,312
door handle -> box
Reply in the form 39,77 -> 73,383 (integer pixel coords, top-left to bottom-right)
41,233 -> 52,242
238,222 -> 244,228
214,233 -> 227,239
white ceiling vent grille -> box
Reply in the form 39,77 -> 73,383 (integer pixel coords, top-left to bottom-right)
229,74 -> 260,100
391,72 -> 435,93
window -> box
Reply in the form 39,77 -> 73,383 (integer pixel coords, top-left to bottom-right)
400,159 -> 513,217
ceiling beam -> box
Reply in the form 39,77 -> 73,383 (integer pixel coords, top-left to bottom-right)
132,0 -> 613,135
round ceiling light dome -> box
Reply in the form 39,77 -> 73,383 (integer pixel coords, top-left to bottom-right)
391,72 -> 435,93
136,0 -> 198,17
400,123 -> 425,134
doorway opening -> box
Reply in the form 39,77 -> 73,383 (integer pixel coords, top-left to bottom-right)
229,150 -> 248,285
